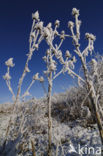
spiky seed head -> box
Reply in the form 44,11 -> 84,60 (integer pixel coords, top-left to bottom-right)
85,33 -> 96,41
43,27 -> 51,38
5,58 -> 15,67
49,63 -> 56,71
72,8 -> 79,16
33,73 -> 39,80
39,76 -> 44,82
36,21 -> 43,30
47,23 -> 52,29
55,20 -> 60,27
61,30 -> 65,35
32,11 -> 39,20
60,31 -> 65,40
68,21 -> 74,28
3,73 -> 11,80
65,50 -> 71,58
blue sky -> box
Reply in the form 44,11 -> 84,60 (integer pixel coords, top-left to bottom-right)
0,0 -> 103,103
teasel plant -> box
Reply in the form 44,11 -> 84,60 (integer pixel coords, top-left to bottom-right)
42,48 -> 76,156
3,58 -> 15,101
2,10 -> 44,150
42,19 -> 86,155
67,8 -> 103,145
22,73 -> 44,100
18,73 -> 44,134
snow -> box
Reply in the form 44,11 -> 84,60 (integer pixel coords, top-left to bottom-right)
0,98 -> 101,156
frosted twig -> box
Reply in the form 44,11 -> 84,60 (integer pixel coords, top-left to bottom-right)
53,69 -> 63,80
68,68 -> 85,83
22,79 -> 35,99
3,59 -> 15,101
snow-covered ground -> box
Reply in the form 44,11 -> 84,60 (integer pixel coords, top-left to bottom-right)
0,99 -> 102,156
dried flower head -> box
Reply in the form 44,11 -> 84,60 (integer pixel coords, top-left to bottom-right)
49,63 -> 56,71
68,21 -> 74,28
65,50 -> 71,58
72,8 -> 79,16
55,20 -> 60,27
5,58 -> 15,67
60,31 -> 65,40
61,30 -> 65,35
33,73 -> 39,80
32,11 -> 39,20
36,21 -> 43,30
47,23 -> 52,29
85,33 -> 96,41
3,73 -> 11,80
43,27 -> 51,38
39,76 -> 44,82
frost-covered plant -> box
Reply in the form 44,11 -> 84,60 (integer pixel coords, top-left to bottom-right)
16,11 -> 44,104
2,7 -> 103,155
42,20 -> 85,155
2,11 -> 44,150
41,8 -> 103,152
3,58 -> 15,101
22,73 -> 44,100
67,8 -> 103,144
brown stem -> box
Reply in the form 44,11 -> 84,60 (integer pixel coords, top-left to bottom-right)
31,140 -> 36,156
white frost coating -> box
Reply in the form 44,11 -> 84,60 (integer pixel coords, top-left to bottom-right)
49,63 -> 56,71
33,73 -> 39,80
68,21 -> 74,28
36,21 -> 43,30
22,91 -> 30,98
25,66 -> 30,73
85,33 -> 96,41
39,76 -> 44,82
34,44 -> 38,49
65,50 -> 71,58
42,56 -> 47,62
2,8 -> 103,156
91,59 -> 97,66
47,23 -> 52,29
55,20 -> 60,27
72,56 -> 76,63
5,58 -> 15,67
43,27 -> 51,38
72,8 -> 79,16
3,72 -> 11,80
32,11 -> 39,20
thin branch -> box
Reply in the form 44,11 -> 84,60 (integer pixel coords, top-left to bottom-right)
53,69 -> 63,80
